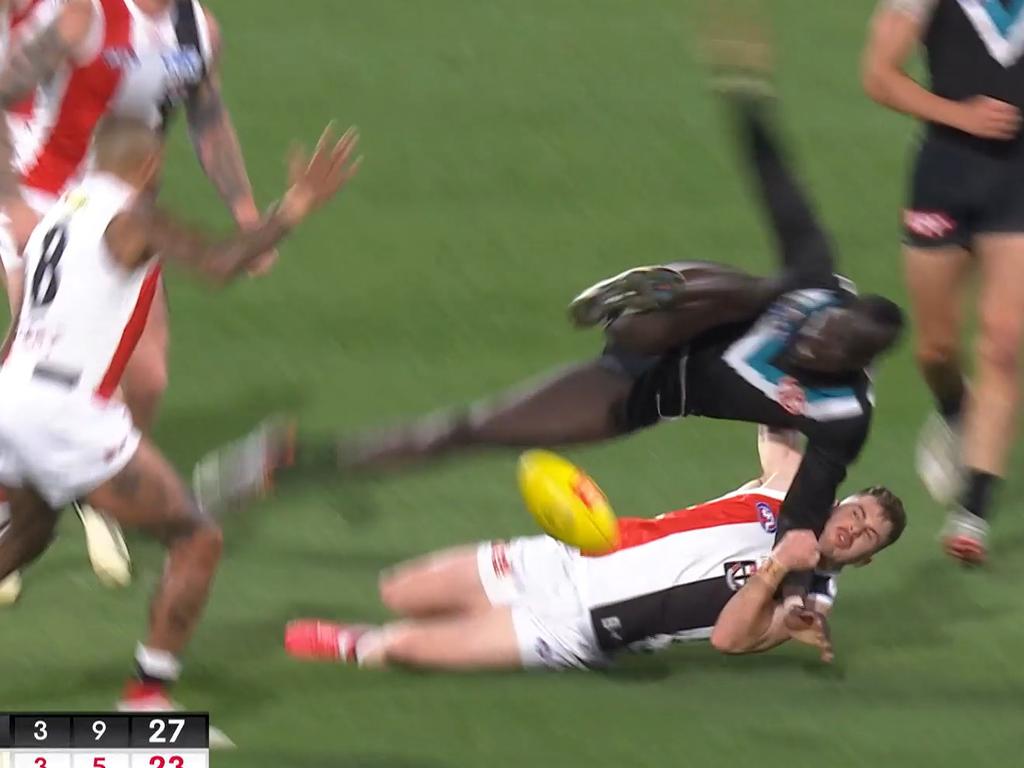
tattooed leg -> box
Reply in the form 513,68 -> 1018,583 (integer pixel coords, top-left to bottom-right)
0,487 -> 59,580
87,440 -> 223,656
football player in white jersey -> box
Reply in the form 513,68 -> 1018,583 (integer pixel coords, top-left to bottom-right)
0,115 -> 360,721
283,428 -> 906,671
0,0 -> 268,599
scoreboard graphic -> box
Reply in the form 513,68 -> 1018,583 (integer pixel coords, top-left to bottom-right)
0,714 -> 209,768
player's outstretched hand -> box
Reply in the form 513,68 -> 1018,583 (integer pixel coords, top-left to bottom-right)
772,529 -> 821,572
784,607 -> 834,664
280,124 -> 362,227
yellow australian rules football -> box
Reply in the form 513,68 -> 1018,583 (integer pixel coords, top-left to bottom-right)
517,450 -> 620,554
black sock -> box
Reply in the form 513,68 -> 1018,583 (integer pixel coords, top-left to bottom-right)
936,386 -> 965,422
959,470 -> 1000,520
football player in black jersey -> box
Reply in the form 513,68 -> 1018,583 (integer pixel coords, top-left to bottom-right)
193,47 -> 904,624
864,0 -> 1024,564
335,89 -> 903,546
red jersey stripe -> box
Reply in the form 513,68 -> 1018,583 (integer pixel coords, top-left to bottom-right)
95,264 -> 160,400
586,492 -> 781,556
22,0 -> 131,194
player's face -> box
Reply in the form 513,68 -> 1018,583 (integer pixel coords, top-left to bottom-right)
782,307 -> 860,373
818,494 -> 893,565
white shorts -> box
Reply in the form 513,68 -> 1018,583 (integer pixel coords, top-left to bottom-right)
477,536 -> 607,670
0,374 -> 140,508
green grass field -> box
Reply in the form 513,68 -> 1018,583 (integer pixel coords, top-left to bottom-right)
4,1 -> 1024,766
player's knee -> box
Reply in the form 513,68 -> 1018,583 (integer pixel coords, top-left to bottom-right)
378,569 -> 413,614
190,520 -> 224,568
978,314 -> 1024,377
915,336 -> 959,372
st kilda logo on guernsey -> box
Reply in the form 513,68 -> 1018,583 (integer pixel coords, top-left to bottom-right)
724,560 -> 759,592
756,502 -> 777,534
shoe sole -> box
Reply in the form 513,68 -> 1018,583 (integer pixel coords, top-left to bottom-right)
943,535 -> 986,566
569,267 -> 687,328
0,572 -> 22,606
77,504 -> 132,588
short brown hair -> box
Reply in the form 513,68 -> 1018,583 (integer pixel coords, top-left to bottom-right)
857,486 -> 906,550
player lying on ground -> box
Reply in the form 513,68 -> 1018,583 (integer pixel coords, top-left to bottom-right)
0,0 -> 279,599
195,67 -> 904,607
0,116 -> 359,732
284,428 -> 906,670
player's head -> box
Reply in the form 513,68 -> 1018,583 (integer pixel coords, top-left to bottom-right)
783,294 -> 905,374
93,116 -> 164,190
819,486 -> 906,566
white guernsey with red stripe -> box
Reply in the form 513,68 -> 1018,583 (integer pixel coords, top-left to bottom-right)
5,172 -> 158,397
582,486 -> 839,652
19,0 -> 213,200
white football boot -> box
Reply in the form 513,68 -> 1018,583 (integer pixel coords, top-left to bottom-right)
0,571 -> 22,606
915,412 -> 963,505
75,502 -> 132,588
941,507 -> 989,566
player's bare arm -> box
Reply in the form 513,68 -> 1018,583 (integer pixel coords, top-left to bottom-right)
186,10 -> 276,274
0,0 -> 93,195
710,530 -> 832,660
863,0 -> 1020,139
755,426 -> 803,489
105,125 -> 361,285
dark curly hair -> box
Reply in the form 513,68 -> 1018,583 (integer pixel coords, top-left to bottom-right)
857,486 -> 906,550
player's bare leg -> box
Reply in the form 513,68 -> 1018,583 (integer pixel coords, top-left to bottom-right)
0,492 -> 22,604
190,264 -> 779,506
378,546 -> 492,618
76,280 -> 171,589
84,440 -> 227,736
944,235 -> 1024,564
191,361 -> 634,514
348,360 -> 635,472
286,607 -> 523,671
0,487 -> 60,595
904,245 -> 971,506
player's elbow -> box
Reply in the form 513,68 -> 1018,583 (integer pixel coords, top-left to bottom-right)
709,623 -> 749,655
861,56 -> 895,105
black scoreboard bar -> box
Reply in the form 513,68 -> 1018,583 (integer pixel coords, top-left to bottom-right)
2,714 -> 209,749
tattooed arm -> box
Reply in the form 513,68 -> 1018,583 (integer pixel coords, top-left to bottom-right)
185,12 -> 271,271
104,124 -> 361,286
0,0 -> 94,195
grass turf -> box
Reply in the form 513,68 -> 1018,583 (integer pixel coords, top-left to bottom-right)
3,1 -> 1024,766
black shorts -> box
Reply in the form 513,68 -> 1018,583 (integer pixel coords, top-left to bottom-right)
904,132 -> 1024,249
603,349 -> 688,432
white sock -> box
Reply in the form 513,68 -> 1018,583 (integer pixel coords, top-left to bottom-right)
135,643 -> 182,684
354,628 -> 387,667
